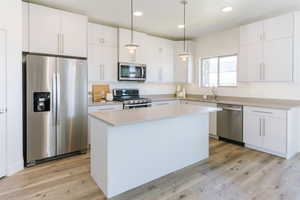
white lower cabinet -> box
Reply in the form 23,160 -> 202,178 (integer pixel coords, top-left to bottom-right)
88,104 -> 123,145
181,100 -> 217,137
244,106 -> 298,158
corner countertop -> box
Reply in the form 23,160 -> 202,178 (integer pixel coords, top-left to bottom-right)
145,95 -> 300,110
89,104 -> 220,126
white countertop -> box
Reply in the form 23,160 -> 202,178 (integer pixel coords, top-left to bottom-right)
89,104 -> 220,126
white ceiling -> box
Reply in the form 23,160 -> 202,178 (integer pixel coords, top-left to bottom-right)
29,0 -> 300,40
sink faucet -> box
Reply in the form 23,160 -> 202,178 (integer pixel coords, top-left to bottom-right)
203,87 -> 217,100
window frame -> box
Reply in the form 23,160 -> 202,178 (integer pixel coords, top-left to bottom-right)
200,54 -> 238,88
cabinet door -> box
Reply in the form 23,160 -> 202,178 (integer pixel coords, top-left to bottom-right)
61,11 -> 87,58
263,116 -> 287,155
264,14 -> 294,41
88,23 -> 117,47
238,43 -> 263,82
101,46 -> 118,82
88,44 -> 118,82
22,2 -> 29,52
244,111 -> 264,148
240,21 -> 264,46
146,36 -> 160,82
264,38 -> 293,82
134,31 -> 148,64
161,41 -> 174,82
29,3 -> 60,55
118,29 -> 135,63
0,30 -> 6,177
88,44 -> 101,82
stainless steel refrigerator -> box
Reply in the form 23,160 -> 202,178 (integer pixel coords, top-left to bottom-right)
23,54 -> 88,166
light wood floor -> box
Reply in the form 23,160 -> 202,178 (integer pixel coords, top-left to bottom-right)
1,139 -> 300,200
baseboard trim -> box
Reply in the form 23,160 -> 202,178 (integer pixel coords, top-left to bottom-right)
7,159 -> 24,176
245,144 -> 287,159
209,134 -> 218,139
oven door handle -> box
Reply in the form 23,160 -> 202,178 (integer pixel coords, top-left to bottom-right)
222,107 -> 242,112
124,103 -> 152,108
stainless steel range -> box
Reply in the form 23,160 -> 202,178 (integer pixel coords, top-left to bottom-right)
113,89 -> 152,109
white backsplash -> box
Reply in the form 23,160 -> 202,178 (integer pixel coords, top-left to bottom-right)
89,82 -> 176,95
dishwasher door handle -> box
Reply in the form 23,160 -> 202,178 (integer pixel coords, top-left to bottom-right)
222,107 -> 242,112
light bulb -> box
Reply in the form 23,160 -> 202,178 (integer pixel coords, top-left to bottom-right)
125,43 -> 139,54
129,49 -> 136,54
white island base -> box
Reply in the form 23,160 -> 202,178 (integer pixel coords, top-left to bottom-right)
90,105 -> 214,198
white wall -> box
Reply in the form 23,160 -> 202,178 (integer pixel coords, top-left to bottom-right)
0,0 -> 23,175
188,27 -> 300,100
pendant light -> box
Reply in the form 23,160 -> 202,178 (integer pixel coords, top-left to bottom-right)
178,0 -> 190,62
125,0 -> 139,54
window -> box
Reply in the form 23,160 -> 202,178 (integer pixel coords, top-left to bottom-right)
200,55 -> 237,87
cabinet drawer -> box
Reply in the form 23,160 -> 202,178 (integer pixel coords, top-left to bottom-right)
181,100 -> 217,107
244,106 -> 287,119
152,100 -> 179,106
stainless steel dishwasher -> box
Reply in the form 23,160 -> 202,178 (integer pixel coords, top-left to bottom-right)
217,104 -> 244,145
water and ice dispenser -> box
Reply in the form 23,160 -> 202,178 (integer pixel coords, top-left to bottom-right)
33,92 -> 51,112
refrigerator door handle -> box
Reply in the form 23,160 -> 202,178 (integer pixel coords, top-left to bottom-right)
52,73 -> 58,155
56,73 -> 61,126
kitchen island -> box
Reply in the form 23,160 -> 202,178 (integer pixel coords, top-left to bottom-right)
89,104 -> 220,198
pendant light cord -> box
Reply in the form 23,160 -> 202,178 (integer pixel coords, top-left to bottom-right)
131,0 -> 133,44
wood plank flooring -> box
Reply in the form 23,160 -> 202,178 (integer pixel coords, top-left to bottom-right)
1,139 -> 300,200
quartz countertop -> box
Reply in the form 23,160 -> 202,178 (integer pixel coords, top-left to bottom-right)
145,95 -> 300,110
89,104 -> 220,126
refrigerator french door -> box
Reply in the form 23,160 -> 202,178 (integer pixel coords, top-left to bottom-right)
24,54 -> 87,166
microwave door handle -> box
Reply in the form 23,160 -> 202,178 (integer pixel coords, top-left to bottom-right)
141,67 -> 145,78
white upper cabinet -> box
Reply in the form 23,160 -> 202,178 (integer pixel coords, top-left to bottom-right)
88,23 -> 118,82
264,14 -> 294,41
239,12 -> 297,83
25,3 -> 87,57
147,36 -> 174,83
118,28 -> 148,64
238,43 -> 263,82
88,23 -> 117,47
29,3 -> 61,55
61,11 -> 87,58
264,38 -> 293,82
240,21 -> 264,45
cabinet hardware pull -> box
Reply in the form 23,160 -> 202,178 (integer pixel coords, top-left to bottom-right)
253,111 -> 272,114
259,118 -> 262,136
62,34 -> 64,54
57,34 -> 60,54
263,118 -> 266,136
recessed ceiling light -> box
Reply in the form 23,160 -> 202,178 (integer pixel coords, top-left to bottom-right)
177,24 -> 185,29
133,11 -> 143,16
221,6 -> 233,13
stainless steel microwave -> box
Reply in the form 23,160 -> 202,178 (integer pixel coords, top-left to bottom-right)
118,62 -> 146,81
